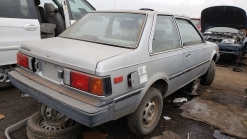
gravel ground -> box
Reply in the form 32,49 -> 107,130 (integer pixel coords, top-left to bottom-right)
0,57 -> 246,139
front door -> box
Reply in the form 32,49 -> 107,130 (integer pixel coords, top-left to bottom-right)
151,15 -> 184,95
64,0 -> 96,26
175,18 -> 209,85
0,0 -> 40,66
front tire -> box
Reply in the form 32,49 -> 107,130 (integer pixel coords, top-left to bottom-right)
201,61 -> 216,86
127,87 -> 163,135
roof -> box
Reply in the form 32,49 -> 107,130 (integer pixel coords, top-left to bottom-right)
89,9 -> 189,18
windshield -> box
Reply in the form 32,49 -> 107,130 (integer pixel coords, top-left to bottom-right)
68,0 -> 95,20
206,27 -> 238,33
60,12 -> 146,48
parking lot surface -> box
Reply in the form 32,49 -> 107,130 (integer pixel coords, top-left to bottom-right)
0,58 -> 247,139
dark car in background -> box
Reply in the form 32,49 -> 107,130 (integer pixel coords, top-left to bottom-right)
191,18 -> 201,32
201,6 -> 247,59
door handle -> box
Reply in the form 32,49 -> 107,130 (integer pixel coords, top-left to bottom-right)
24,24 -> 38,31
185,53 -> 191,57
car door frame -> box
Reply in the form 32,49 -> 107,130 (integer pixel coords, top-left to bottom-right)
174,16 -> 210,87
62,0 -> 96,27
149,13 -> 185,96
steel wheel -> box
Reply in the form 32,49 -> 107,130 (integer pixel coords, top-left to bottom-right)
191,78 -> 201,93
0,66 -> 14,83
128,87 -> 163,135
27,112 -> 82,139
142,98 -> 158,128
40,104 -> 73,130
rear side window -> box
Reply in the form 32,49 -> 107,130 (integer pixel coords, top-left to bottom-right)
67,0 -> 95,20
176,19 -> 203,46
152,15 -> 181,53
0,0 -> 37,19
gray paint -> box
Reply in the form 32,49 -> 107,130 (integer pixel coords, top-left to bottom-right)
10,10 -> 220,127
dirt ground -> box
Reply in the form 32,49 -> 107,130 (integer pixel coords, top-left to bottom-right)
0,57 -> 246,139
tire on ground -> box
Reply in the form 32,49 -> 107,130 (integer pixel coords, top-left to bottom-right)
27,112 -> 82,139
200,60 -> 216,86
127,87 -> 163,135
0,82 -> 12,89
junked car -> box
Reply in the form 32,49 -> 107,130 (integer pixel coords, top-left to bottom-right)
201,6 -> 247,59
9,9 -> 219,138
0,0 -> 95,88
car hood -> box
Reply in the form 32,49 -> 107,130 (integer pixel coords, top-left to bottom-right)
19,37 -> 132,74
201,6 -> 247,32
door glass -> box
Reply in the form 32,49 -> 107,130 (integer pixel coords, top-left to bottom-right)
152,15 -> 180,53
67,0 -> 94,20
176,19 -> 203,46
39,0 -> 59,8
0,0 -> 37,19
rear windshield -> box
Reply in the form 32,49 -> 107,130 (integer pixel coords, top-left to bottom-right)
60,12 -> 146,48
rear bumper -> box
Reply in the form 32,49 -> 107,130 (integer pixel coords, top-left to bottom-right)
8,69 -> 114,127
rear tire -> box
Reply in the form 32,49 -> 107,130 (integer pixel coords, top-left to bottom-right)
127,87 -> 163,135
27,112 -> 82,139
201,61 -> 215,86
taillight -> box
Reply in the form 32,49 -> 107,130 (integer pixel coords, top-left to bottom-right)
64,69 -> 112,96
90,77 -> 104,96
17,53 -> 29,69
70,71 -> 90,92
17,53 -> 35,71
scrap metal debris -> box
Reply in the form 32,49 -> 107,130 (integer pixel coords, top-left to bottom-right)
82,131 -> 108,139
151,131 -> 181,139
233,67 -> 242,72
213,130 -> 235,139
21,94 -> 29,98
163,116 -> 171,120
180,97 -> 247,138
187,132 -> 190,139
0,114 -> 5,120
173,98 -> 188,103
241,121 -> 247,129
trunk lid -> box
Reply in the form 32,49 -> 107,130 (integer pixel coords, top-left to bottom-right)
20,37 -> 132,75
201,6 -> 247,32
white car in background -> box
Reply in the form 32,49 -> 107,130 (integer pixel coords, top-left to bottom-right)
0,0 -> 95,88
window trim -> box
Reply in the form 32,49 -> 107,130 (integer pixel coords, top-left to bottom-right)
174,17 -> 206,47
150,14 -> 183,55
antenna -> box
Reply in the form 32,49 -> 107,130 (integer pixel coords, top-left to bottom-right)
113,0 -> 116,9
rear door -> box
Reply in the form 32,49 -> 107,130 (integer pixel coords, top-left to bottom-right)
175,18 -> 209,85
0,0 -> 40,65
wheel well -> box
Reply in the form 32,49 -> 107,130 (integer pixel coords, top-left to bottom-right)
150,79 -> 168,96
212,54 -> 217,62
